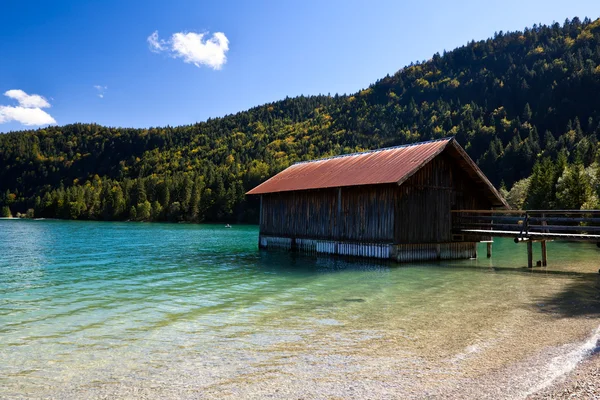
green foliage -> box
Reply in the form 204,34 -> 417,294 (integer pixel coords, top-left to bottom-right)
505,178 -> 530,209
129,206 -> 137,221
1,206 -> 11,218
525,158 -> 558,209
136,201 -> 152,221
2,18 -> 600,219
555,162 -> 594,209
151,200 -> 163,220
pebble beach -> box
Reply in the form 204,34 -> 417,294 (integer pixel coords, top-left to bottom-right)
529,351 -> 600,400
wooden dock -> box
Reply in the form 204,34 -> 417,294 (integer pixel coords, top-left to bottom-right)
453,210 -> 600,268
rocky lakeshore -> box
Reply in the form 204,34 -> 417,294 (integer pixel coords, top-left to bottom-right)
529,351 -> 600,399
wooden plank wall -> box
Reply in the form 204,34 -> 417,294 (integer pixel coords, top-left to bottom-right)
395,156 -> 453,243
395,154 -> 491,244
341,185 -> 395,242
261,185 -> 395,241
449,155 -> 493,242
260,189 -> 337,239
260,152 -> 492,245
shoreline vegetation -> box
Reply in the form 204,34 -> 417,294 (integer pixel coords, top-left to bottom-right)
0,206 -> 34,219
2,18 -> 600,223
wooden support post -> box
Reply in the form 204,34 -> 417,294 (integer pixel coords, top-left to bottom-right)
487,242 -> 492,258
540,214 -> 548,267
541,240 -> 547,267
527,240 -> 533,269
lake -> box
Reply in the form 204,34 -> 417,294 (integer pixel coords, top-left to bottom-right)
1,219 -> 599,399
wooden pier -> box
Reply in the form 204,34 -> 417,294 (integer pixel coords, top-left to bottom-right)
453,210 -> 600,268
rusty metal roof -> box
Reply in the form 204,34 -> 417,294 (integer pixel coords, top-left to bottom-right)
246,137 -> 508,208
247,138 -> 451,193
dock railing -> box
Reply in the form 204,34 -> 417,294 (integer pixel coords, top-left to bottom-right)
452,209 -> 600,241
452,209 -> 600,267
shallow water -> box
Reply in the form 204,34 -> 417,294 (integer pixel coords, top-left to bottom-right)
0,220 -> 599,399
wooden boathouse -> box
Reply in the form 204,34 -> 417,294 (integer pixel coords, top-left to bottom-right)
247,138 -> 509,262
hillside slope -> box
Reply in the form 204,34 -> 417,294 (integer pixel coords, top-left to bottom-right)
1,17 -> 600,222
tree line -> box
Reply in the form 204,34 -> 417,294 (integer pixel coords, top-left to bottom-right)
2,17 -> 600,221
502,154 -> 599,210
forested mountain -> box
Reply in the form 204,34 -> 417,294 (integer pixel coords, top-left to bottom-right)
2,17 -> 600,222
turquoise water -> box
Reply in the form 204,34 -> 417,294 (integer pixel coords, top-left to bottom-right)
1,219 -> 599,398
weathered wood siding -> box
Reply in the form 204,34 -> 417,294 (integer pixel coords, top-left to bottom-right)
260,152 -> 491,245
260,185 -> 395,242
395,154 -> 491,244
260,189 -> 337,239
341,185 -> 395,242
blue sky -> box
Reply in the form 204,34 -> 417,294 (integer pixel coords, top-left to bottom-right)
0,0 -> 598,133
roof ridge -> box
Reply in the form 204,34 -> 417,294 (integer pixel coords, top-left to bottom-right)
292,137 -> 454,165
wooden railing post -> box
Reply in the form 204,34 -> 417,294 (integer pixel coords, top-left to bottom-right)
541,213 -> 548,267
527,239 -> 533,269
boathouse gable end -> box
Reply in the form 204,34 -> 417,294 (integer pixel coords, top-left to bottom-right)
247,138 -> 507,262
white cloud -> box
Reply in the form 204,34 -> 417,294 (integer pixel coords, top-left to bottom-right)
5,89 -> 51,108
0,89 -> 56,126
0,106 -> 56,126
94,85 -> 107,98
148,30 -> 229,70
147,31 -> 166,52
